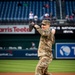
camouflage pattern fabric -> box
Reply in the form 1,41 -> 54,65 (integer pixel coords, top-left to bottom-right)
35,55 -> 52,75
34,25 -> 55,57
34,22 -> 55,75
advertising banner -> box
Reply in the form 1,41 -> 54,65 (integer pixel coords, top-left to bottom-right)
35,25 -> 75,34
50,25 -> 75,34
0,25 -> 35,34
0,50 -> 38,59
0,25 -> 75,34
56,43 -> 75,59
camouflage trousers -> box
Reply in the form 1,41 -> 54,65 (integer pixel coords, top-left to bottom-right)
35,55 -> 52,75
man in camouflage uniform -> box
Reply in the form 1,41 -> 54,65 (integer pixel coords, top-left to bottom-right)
31,20 -> 55,75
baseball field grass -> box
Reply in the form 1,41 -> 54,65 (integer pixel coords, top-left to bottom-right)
0,60 -> 75,72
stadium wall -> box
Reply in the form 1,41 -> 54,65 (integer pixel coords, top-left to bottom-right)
0,34 -> 75,59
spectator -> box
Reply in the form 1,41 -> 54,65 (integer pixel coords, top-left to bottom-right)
50,12 -> 53,20
65,15 -> 70,22
65,14 -> 75,24
73,10 -> 75,16
30,42 -> 37,50
70,13 -> 75,23
44,13 -> 49,20
34,15 -> 38,24
45,4 -> 49,8
52,16 -> 57,24
18,2 -> 22,7
29,11 -> 34,23
43,4 -> 49,9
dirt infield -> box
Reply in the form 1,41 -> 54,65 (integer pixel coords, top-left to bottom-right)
0,72 -> 75,75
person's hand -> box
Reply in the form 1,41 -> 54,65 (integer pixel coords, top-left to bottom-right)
51,29 -> 56,34
34,25 -> 39,28
31,22 -> 35,26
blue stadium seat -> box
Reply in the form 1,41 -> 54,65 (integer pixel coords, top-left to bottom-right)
0,1 -> 56,21
65,1 -> 75,16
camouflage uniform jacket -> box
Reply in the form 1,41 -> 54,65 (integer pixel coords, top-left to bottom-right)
35,25 -> 55,57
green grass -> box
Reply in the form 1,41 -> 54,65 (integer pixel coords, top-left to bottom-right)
0,60 -> 75,72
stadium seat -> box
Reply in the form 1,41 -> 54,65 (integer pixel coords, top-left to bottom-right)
0,0 -> 56,21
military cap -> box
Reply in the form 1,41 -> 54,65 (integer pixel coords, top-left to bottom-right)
41,20 -> 50,25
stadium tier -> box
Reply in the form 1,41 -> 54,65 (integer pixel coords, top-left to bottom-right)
0,0 -> 56,21
0,0 -> 75,24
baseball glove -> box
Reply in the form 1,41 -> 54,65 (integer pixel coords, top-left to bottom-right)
29,22 -> 35,31
29,24 -> 34,31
